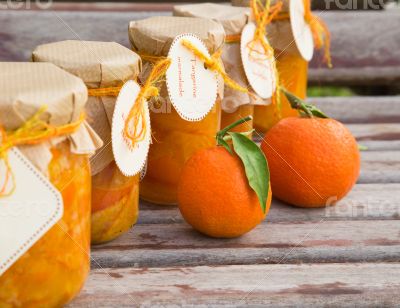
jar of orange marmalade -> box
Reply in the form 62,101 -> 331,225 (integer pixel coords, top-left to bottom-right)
129,16 -> 225,205
33,41 -> 142,244
232,0 -> 329,133
0,63 -> 102,306
173,3 -> 260,134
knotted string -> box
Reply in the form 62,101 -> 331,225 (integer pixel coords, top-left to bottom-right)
123,58 -> 171,148
180,39 -> 250,94
137,46 -> 251,95
226,0 -> 332,67
0,106 -> 85,197
86,59 -> 171,149
248,0 -> 283,59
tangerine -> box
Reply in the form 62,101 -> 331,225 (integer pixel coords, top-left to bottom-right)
261,117 -> 360,208
178,146 -> 272,238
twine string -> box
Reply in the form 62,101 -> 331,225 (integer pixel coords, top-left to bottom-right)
0,106 -> 85,197
123,58 -> 171,147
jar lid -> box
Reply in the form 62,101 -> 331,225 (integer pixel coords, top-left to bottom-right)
0,62 -> 88,130
129,16 -> 225,57
173,3 -> 249,35
32,40 -> 142,89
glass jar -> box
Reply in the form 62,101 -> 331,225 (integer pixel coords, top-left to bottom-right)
254,52 -> 308,133
0,141 -> 91,307
32,40 -> 142,244
91,162 -> 139,244
129,16 -> 225,205
221,104 -> 254,133
140,100 -> 221,205
173,3 -> 254,136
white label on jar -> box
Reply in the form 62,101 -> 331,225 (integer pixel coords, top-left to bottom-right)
0,148 -> 63,276
112,80 -> 151,177
241,22 -> 276,99
290,0 -> 314,61
166,33 -> 218,122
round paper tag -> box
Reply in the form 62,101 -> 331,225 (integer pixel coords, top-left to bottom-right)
112,80 -> 151,177
240,22 -> 276,99
166,33 -> 218,122
290,0 -> 314,61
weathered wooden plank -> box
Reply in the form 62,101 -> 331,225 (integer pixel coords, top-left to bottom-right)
360,151 -> 400,183
347,123 -> 400,141
1,10 -> 399,85
91,220 -> 400,267
138,183 -> 400,225
355,140 -> 400,151
308,11 -> 400,85
309,96 -> 400,123
0,11 -> 168,61
70,263 -> 400,306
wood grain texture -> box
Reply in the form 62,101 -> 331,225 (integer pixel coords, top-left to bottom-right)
309,11 -> 400,85
91,219 -> 400,267
137,184 -> 400,225
70,263 -> 400,306
1,10 -> 399,85
360,151 -> 400,183
309,96 -> 400,123
347,123 -> 400,141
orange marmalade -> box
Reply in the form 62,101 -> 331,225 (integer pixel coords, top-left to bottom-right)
221,104 -> 254,133
0,141 -> 91,307
32,40 -> 142,244
140,99 -> 221,205
91,162 -> 139,244
254,52 -> 308,133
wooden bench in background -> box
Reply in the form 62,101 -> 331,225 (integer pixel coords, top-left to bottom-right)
1,4 -> 399,306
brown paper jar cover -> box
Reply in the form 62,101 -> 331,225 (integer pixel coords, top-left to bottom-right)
32,40 -> 142,175
129,16 -> 226,105
231,0 -> 304,57
0,62 -> 102,175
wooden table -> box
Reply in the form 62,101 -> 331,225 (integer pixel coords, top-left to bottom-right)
1,5 -> 400,306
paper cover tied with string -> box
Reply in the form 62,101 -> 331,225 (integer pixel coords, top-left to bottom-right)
173,3 -> 269,114
0,62 -> 100,297
129,16 -> 225,101
232,0 -> 331,65
32,40 -> 142,176
0,62 -> 102,176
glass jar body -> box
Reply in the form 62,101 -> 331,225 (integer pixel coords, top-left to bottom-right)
91,162 -> 139,244
0,141 -> 91,307
254,52 -> 308,133
221,104 -> 254,133
140,99 -> 221,205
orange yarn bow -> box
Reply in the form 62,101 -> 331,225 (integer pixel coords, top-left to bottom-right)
0,106 -> 85,197
248,0 -> 283,59
123,58 -> 171,148
88,59 -> 171,149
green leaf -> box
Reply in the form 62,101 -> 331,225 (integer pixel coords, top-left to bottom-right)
217,136 -> 233,154
229,132 -> 270,213
308,104 -> 329,118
